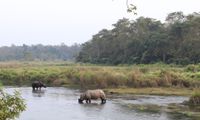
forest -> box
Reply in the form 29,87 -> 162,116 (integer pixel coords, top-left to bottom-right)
77,12 -> 200,65
0,44 -> 81,61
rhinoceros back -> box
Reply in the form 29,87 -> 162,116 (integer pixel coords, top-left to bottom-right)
85,89 -> 106,100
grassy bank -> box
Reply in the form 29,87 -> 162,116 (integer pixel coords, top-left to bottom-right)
0,62 -> 200,95
105,88 -> 200,96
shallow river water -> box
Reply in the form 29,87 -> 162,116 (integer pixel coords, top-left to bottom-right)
4,87 -> 198,120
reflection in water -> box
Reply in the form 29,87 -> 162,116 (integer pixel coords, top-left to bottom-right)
79,103 -> 106,120
3,87 -> 199,120
32,90 -> 46,97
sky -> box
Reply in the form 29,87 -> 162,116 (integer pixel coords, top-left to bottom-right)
0,0 -> 199,46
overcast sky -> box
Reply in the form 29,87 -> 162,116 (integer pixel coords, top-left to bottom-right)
0,0 -> 199,46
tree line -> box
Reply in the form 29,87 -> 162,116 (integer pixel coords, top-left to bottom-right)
0,44 -> 81,61
76,12 -> 200,65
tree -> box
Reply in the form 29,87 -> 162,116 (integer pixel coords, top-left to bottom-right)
126,0 -> 137,15
165,11 -> 185,24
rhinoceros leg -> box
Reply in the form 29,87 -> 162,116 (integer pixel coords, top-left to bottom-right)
86,99 -> 91,104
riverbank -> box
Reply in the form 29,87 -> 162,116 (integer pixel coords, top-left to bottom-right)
105,87 -> 200,96
0,62 -> 200,96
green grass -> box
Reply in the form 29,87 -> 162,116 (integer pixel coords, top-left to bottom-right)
0,62 -> 200,91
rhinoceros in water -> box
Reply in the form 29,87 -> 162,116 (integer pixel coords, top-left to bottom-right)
32,81 -> 46,91
78,89 -> 106,104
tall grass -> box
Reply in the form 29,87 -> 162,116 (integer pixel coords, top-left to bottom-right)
0,62 -> 200,89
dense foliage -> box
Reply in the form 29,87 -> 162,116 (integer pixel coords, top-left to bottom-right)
0,89 -> 26,120
0,44 -> 81,61
77,12 -> 200,65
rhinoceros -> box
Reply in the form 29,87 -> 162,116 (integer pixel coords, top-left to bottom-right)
32,81 -> 46,91
78,89 -> 106,104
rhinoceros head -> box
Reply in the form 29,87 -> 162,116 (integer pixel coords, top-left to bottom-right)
78,94 -> 85,103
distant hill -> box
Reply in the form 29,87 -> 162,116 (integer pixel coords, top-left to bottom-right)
0,44 -> 81,61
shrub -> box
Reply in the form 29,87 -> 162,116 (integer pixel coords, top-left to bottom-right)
0,89 -> 26,120
188,92 -> 200,105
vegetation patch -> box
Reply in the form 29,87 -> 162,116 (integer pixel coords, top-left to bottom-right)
0,62 -> 200,95
188,92 -> 200,105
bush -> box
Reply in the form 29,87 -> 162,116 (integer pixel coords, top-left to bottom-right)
0,89 -> 26,120
188,92 -> 200,105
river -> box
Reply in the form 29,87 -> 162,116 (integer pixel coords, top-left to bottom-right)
4,87 -> 199,120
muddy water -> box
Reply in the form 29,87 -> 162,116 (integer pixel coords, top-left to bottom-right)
4,87 -> 199,120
